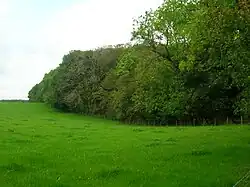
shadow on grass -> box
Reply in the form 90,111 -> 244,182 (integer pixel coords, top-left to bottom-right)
70,123 -> 91,130
191,150 -> 212,156
166,137 -> 178,142
153,130 -> 165,133
14,139 -> 33,144
132,128 -> 145,133
0,163 -> 26,173
146,142 -> 163,147
146,138 -> 178,147
94,168 -> 127,179
41,118 -> 57,122
7,128 -> 15,132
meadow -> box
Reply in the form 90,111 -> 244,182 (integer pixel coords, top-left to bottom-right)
0,102 -> 250,187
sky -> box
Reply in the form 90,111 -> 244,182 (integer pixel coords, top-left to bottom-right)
0,0 -> 163,100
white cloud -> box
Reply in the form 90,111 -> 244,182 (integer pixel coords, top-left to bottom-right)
0,0 -> 163,100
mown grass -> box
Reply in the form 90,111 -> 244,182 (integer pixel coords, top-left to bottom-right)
0,102 -> 250,187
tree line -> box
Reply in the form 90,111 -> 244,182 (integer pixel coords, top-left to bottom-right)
28,0 -> 250,125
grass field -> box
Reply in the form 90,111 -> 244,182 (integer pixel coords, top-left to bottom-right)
0,102 -> 250,187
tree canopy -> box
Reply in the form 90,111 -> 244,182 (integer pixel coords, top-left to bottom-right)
29,0 -> 250,125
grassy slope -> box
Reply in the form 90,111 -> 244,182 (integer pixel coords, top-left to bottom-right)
0,102 -> 250,187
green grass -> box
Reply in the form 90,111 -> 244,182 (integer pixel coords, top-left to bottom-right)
0,102 -> 250,187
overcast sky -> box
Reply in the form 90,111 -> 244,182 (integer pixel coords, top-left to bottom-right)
0,0 -> 163,100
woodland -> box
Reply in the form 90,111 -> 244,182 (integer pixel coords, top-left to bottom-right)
29,0 -> 250,125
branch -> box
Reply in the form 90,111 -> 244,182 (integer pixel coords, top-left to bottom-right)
100,84 -> 117,92
150,42 -> 179,73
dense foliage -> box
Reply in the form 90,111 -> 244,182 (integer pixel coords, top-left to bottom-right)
29,0 -> 250,125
